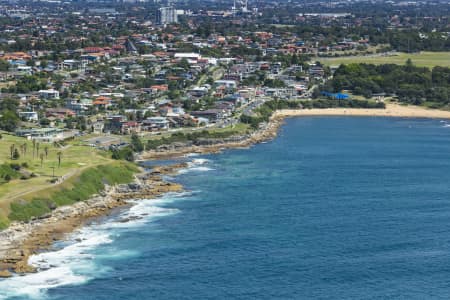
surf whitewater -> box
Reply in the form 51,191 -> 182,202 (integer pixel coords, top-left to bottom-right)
0,158 -> 215,299
0,161 -> 211,279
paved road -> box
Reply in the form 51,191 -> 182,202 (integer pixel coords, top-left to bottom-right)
84,136 -> 121,146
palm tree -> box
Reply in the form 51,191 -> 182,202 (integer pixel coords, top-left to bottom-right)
39,153 -> 44,167
32,140 -> 36,159
9,144 -> 15,160
57,151 -> 62,168
44,146 -> 49,158
36,142 -> 40,158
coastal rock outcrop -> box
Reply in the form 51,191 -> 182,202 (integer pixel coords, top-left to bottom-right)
0,163 -> 187,275
138,115 -> 284,161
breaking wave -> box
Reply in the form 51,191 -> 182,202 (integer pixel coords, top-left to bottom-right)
0,192 -> 186,300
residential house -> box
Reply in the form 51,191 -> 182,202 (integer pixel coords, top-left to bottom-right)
18,111 -> 38,122
190,109 -> 224,122
39,89 -> 60,99
142,117 -> 169,131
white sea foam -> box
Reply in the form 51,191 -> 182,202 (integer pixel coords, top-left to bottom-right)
178,158 -> 214,174
184,153 -> 200,157
0,228 -> 112,300
108,199 -> 180,229
0,193 -> 186,300
190,158 -> 210,165
0,265 -> 88,299
178,166 -> 214,174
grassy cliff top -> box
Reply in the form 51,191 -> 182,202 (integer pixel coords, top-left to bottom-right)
0,132 -> 128,226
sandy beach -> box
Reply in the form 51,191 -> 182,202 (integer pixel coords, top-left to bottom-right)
275,103 -> 450,119
140,103 -> 450,160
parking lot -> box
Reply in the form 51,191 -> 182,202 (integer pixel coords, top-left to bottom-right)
84,136 -> 122,147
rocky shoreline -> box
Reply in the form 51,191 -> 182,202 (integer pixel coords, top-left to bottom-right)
138,114 -> 285,160
0,113 -> 286,278
0,163 -> 186,278
2,104 -> 447,278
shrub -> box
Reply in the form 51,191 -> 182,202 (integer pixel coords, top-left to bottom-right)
0,216 -> 9,230
111,146 -> 135,162
10,163 -> 21,171
9,199 -> 52,222
0,164 -> 20,181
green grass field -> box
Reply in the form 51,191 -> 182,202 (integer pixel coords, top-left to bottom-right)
319,52 -> 450,68
0,133 -> 116,222
7,162 -> 138,224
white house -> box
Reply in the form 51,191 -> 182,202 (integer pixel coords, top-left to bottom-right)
214,80 -> 237,89
39,89 -> 60,99
18,111 -> 39,122
174,53 -> 201,60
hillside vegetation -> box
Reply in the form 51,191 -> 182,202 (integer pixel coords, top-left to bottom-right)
6,162 -> 137,224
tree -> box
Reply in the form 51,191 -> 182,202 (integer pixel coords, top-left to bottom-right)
9,144 -> 15,160
0,110 -> 20,132
131,133 -> 144,152
405,58 -> 414,72
12,149 -> 20,160
32,140 -> 36,159
312,87 -> 322,99
111,147 -> 134,162
40,153 -> 44,167
178,58 -> 190,70
0,98 -> 19,111
291,54 -> 299,66
0,59 -> 10,72
44,146 -> 49,158
39,118 -> 51,126
57,151 -> 62,168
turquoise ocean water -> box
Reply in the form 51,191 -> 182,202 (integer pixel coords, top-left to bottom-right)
2,117 -> 450,299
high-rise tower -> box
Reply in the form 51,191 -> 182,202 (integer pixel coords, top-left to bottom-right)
233,0 -> 248,13
158,6 -> 178,25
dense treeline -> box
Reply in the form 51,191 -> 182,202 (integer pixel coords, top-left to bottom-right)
327,61 -> 450,106
388,31 -> 450,53
241,99 -> 385,129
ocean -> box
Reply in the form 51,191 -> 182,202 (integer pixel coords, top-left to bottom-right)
2,116 -> 450,299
